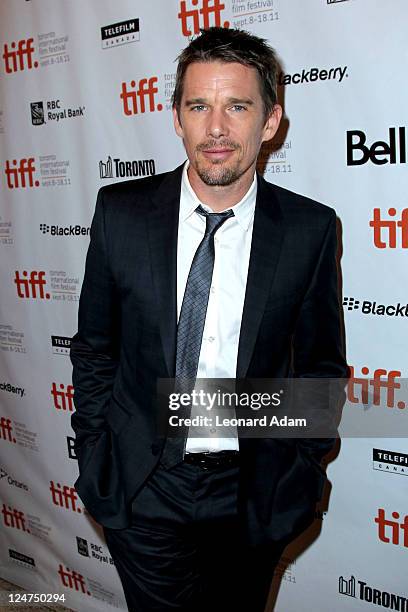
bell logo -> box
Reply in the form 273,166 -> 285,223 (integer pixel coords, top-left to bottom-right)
58,564 -> 90,595
347,367 -> 404,409
0,417 -> 15,443
120,77 -> 162,116
1,504 -> 29,531
178,0 -> 229,37
50,481 -> 82,513
2,38 -> 38,74
369,208 -> 408,249
51,383 -> 74,411
375,509 -> 408,548
14,271 -> 50,299
346,127 -> 407,166
5,158 -> 39,189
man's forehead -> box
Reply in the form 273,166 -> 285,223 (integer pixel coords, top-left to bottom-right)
182,61 -> 261,96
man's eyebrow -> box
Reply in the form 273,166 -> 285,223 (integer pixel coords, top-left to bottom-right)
183,97 -> 255,106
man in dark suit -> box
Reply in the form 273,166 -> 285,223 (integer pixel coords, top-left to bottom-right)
70,27 -> 347,612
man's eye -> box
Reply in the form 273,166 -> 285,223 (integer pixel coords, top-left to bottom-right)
191,105 -> 207,111
231,105 -> 246,112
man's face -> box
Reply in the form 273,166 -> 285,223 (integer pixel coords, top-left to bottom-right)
173,61 -> 281,187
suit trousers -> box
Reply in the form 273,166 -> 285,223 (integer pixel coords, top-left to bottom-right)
103,458 -> 285,612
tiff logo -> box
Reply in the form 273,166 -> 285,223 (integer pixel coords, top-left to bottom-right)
50,481 -> 82,513
120,77 -> 162,116
58,564 -> 89,595
5,158 -> 39,189
370,208 -> 408,249
375,509 -> 408,548
14,271 -> 50,299
2,38 -> 38,73
347,367 -> 404,409
339,575 -> 356,597
51,383 -> 74,412
2,504 -> 28,531
178,0 -> 229,37
0,417 -> 15,443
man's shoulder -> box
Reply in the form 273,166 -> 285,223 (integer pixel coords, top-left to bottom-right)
97,166 -> 179,208
260,176 -> 336,224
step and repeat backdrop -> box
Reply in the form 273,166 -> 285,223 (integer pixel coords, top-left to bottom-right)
0,1 -> 407,611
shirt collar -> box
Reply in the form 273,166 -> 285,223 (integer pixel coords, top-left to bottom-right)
180,160 -> 257,231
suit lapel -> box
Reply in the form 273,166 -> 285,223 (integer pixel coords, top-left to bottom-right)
236,174 -> 284,378
147,164 -> 184,378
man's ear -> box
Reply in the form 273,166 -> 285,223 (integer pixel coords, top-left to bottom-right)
173,106 -> 184,138
261,104 -> 283,143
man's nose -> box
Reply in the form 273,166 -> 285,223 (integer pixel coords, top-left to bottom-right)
206,108 -> 229,139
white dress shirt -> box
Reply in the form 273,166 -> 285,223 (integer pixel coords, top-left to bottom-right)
177,161 -> 257,453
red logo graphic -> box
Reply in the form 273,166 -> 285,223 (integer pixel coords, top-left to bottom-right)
347,367 -> 404,409
14,271 -> 50,299
370,208 -> 408,248
178,0 -> 229,36
0,417 -> 16,443
51,383 -> 74,412
375,509 -> 408,548
2,38 -> 38,73
2,504 -> 29,531
50,481 -> 82,513
120,77 -> 162,116
5,158 -> 39,189
58,564 -> 90,595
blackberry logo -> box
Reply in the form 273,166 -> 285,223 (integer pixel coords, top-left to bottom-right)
343,297 -> 408,317
343,297 -> 360,311
40,223 -> 89,236
279,66 -> 347,86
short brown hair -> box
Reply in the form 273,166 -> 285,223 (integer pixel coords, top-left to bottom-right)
172,27 -> 279,120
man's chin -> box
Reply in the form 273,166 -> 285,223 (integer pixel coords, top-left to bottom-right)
196,164 -> 241,187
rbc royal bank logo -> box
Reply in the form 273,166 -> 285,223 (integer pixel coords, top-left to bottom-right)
2,38 -> 38,73
120,77 -> 162,116
178,0 -> 230,37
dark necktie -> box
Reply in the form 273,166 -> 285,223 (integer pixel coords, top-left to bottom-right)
160,204 -> 234,469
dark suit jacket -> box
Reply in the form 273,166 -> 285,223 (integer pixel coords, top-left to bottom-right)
70,163 -> 347,547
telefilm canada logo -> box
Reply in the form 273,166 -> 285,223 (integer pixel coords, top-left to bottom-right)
40,222 -> 90,237
99,155 -> 156,179
373,448 -> 408,476
101,18 -> 140,49
278,66 -> 348,85
327,0 -> 350,4
51,335 -> 71,356
339,575 -> 408,609
30,100 -> 85,126
9,549 -> 36,569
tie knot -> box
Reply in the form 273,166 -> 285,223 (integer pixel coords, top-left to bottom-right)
196,204 -> 234,235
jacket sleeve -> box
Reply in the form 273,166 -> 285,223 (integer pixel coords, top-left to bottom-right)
292,209 -> 348,461
70,187 -> 120,457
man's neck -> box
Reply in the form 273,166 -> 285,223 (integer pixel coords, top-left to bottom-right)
187,164 -> 256,212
